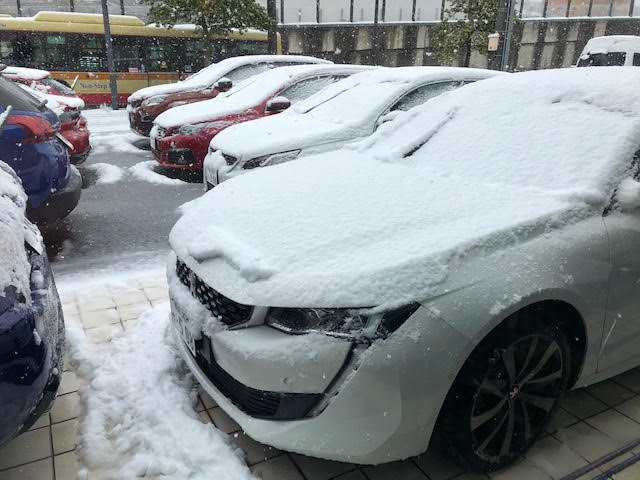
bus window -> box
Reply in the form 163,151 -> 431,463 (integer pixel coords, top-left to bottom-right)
77,35 -> 106,72
30,34 -> 69,70
181,38 -> 205,73
147,38 -> 181,72
234,41 -> 268,55
113,36 -> 145,72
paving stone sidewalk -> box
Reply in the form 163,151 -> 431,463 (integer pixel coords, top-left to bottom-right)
2,274 -> 640,480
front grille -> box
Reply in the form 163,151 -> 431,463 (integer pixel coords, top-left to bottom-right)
156,126 -> 168,138
222,153 -> 238,166
194,337 -> 323,420
176,259 -> 253,327
168,149 -> 195,165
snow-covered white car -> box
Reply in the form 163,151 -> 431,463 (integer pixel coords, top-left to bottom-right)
203,66 -> 502,188
577,35 -> 640,67
168,67 -> 640,471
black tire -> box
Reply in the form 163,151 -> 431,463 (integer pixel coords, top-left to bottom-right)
437,308 -> 571,472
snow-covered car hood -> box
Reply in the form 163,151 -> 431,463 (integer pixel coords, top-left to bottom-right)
155,64 -> 368,130
0,161 -> 31,300
170,67 -> 640,309
211,66 -> 502,160
210,113 -> 361,160
128,55 -> 332,102
16,83 -> 84,115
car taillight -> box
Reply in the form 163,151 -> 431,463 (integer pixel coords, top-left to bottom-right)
7,115 -> 57,144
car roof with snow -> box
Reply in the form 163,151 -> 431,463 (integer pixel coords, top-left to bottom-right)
581,35 -> 640,54
211,66 -> 502,160
171,67 -> 640,308
128,54 -> 332,102
155,63 -> 372,129
0,160 -> 31,300
1,66 -> 50,80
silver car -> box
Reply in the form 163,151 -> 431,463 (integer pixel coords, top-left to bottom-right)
168,66 -> 640,472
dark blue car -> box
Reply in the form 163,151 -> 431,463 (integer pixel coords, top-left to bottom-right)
0,73 -> 81,224
0,161 -> 64,449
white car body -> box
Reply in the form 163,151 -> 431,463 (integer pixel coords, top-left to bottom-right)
203,67 -> 502,188
577,35 -> 640,66
169,67 -> 640,466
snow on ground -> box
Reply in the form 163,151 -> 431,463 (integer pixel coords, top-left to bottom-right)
85,162 -> 125,185
129,160 -> 187,185
83,108 -> 143,154
66,304 -> 255,480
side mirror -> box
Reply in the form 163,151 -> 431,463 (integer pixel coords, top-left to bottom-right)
0,105 -> 12,132
265,96 -> 291,114
214,77 -> 233,92
375,110 -> 401,128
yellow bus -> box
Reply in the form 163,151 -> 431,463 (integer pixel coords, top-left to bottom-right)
0,11 -> 279,105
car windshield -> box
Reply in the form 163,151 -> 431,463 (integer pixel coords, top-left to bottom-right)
296,81 -> 408,123
577,51 -> 626,66
40,77 -> 76,96
0,76 -> 43,112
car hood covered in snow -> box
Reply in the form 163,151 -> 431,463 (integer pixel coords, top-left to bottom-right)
0,161 -> 31,301
129,55 -> 331,102
211,66 -> 501,160
170,67 -> 640,309
155,64 -> 368,129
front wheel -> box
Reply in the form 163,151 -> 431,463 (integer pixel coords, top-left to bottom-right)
437,313 -> 571,472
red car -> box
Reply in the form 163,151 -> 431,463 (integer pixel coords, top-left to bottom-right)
128,55 -> 332,137
2,66 -> 91,164
150,64 -> 370,171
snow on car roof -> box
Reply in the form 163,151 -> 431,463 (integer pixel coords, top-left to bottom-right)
128,54 -> 332,102
210,67 -> 502,159
0,161 -> 31,299
155,64 -> 370,129
582,35 -> 640,54
2,66 -> 50,80
171,67 -> 640,309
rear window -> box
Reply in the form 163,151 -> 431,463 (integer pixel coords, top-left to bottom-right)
0,76 -> 42,112
577,52 -> 626,67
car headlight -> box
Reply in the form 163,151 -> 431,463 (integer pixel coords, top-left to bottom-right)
177,123 -> 211,136
265,303 -> 420,343
141,95 -> 168,107
243,150 -> 301,170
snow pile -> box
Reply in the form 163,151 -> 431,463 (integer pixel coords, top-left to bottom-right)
128,55 -> 331,103
170,67 -> 640,308
85,163 -> 125,185
0,161 -> 30,298
155,64 -> 366,129
211,66 -> 500,161
129,161 -> 186,185
616,177 -> 640,210
66,305 -> 255,480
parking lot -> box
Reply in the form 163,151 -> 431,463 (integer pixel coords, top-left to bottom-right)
2,108 -> 640,480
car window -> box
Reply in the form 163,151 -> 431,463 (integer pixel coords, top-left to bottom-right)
278,75 -> 347,104
391,81 -> 463,112
634,53 -> 640,67
223,63 -> 274,84
577,52 -> 626,67
0,76 -> 42,112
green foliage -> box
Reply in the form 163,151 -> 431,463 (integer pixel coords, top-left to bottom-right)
432,0 -> 500,66
141,0 -> 274,38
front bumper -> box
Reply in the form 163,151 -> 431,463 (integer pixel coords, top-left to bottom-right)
27,165 -> 82,225
170,272 -> 473,464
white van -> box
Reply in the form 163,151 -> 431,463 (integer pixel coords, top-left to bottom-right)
577,35 -> 640,67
